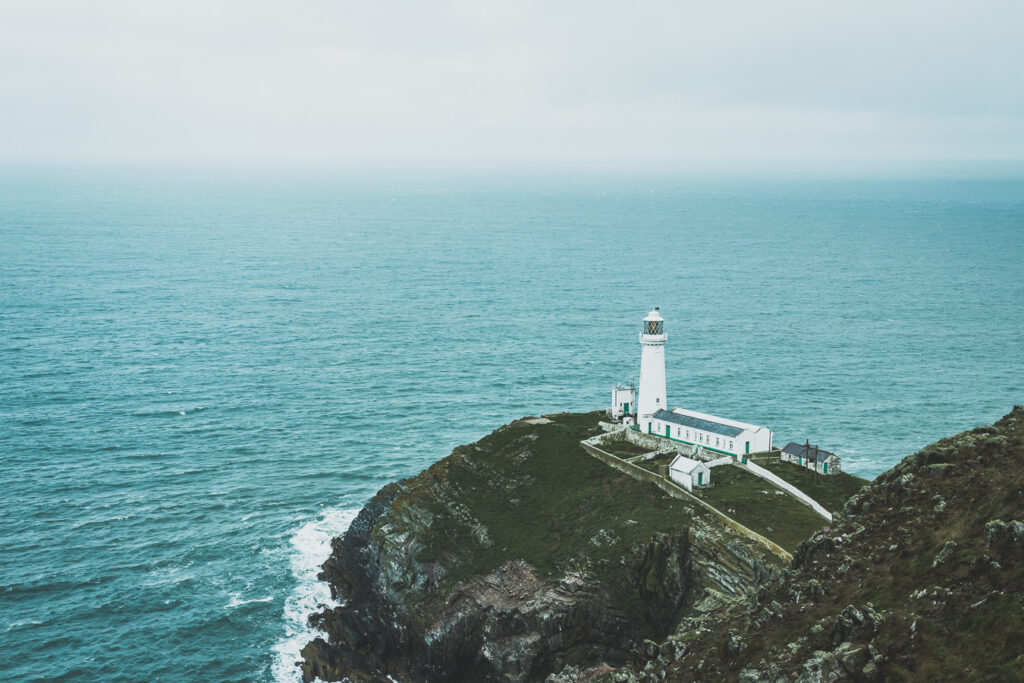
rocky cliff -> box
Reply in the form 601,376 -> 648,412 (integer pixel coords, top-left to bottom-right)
599,406 -> 1024,682
299,413 -> 795,682
300,408 -> 1023,682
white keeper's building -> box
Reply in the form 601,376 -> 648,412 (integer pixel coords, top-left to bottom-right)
780,441 -> 842,475
649,408 -> 773,458
613,308 -> 774,459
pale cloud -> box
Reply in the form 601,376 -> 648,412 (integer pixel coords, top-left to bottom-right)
1,0 -> 1022,165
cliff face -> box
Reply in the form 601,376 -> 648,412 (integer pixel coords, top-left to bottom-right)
605,406 -> 1024,682
300,413 -> 786,682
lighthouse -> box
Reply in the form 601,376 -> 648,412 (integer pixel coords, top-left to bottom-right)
637,308 -> 667,433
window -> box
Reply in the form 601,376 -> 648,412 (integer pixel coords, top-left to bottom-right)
715,438 -> 719,446
644,320 -> 664,335
729,441 -> 734,450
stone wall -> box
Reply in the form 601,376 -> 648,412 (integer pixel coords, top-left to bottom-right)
590,426 -> 696,456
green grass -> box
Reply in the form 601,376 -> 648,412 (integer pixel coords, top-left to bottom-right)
758,461 -> 869,512
600,438 -> 653,459
695,465 -> 827,551
411,412 -> 705,585
636,453 -> 676,474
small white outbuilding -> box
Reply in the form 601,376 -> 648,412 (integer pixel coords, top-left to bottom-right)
610,383 -> 636,419
780,441 -> 842,475
668,455 -> 711,492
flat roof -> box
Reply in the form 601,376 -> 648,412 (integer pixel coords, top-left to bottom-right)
654,409 -> 744,438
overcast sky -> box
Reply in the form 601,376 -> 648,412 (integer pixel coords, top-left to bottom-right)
2,1 -> 1023,166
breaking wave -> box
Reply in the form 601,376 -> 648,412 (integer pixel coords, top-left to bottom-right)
271,507 -> 360,683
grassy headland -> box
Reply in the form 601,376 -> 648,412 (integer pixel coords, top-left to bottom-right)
695,464 -> 831,551
758,460 -> 868,512
413,412 -> 704,583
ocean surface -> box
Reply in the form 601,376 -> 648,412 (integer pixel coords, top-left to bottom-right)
2,168 -> 1022,682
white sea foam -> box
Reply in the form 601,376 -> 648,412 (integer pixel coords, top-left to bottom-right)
225,594 -> 274,609
271,506 -> 359,683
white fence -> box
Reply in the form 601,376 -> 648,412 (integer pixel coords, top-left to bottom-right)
735,461 -> 832,521
705,456 -> 734,468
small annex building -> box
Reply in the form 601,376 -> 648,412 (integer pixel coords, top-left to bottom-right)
668,455 -> 711,492
781,441 -> 842,475
650,408 -> 773,458
610,384 -> 636,419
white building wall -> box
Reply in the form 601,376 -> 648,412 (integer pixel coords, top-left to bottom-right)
669,469 -> 693,491
637,342 -> 666,431
736,427 -> 773,456
668,463 -> 710,492
648,419 -> 766,458
611,386 -> 635,418
637,310 -> 667,433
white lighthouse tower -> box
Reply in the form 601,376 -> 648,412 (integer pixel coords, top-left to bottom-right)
637,308 -> 668,433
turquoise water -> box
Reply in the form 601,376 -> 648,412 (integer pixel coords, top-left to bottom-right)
2,169 -> 1022,681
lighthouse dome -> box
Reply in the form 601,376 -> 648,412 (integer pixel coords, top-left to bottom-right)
642,307 -> 665,337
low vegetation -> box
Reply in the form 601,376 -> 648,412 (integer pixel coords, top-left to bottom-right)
695,464 -> 830,551
413,412 -> 704,584
602,407 -> 1024,681
411,413 -> 833,582
598,437 -> 652,459
758,459 -> 868,512
635,453 -> 675,474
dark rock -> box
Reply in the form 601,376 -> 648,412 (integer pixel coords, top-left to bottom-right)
300,415 -> 772,682
299,407 -> 1024,683
985,519 -> 1024,560
931,541 -> 957,568
920,463 -> 956,479
829,605 -> 882,647
798,650 -> 843,682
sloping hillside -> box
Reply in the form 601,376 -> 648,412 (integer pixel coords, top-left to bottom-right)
601,406 -> 1024,682
300,412 -> 823,682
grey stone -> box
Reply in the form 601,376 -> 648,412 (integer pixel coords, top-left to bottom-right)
932,541 -> 958,568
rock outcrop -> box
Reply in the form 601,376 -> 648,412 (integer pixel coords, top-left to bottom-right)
299,412 -> 786,682
299,407 -> 1024,681
604,406 -> 1024,681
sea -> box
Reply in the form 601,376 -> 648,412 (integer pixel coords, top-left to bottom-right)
2,168 -> 1022,682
